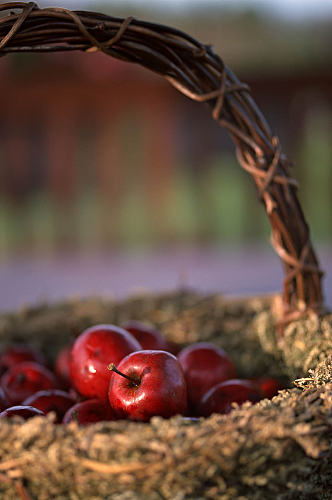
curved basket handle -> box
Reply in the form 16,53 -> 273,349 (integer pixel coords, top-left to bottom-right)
0,2 -> 325,320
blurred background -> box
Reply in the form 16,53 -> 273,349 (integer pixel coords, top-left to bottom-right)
0,0 -> 331,311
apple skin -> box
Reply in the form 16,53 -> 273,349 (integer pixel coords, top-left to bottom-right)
1,361 -> 60,406
248,377 -> 284,399
0,344 -> 46,376
177,342 -> 236,411
108,350 -> 187,422
0,405 -> 45,420
0,387 -> 9,411
63,398 -> 117,425
22,389 -> 76,423
165,340 -> 182,356
258,378 -> 283,399
121,321 -> 168,351
197,379 -> 262,417
69,324 -> 142,402
54,345 -> 72,388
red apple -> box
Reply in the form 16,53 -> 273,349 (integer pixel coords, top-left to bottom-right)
54,345 -> 72,388
121,321 -> 168,351
0,405 -> 45,420
22,389 -> 76,423
177,342 -> 236,410
197,379 -> 262,417
165,340 -> 182,356
63,398 -> 117,425
0,344 -> 46,375
69,324 -> 142,401
108,350 -> 187,422
256,377 -> 283,399
0,387 -> 9,411
1,361 -> 60,405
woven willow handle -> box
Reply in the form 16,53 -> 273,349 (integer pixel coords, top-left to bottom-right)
0,2 -> 325,320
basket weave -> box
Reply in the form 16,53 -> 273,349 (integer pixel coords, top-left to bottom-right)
0,3 -> 331,499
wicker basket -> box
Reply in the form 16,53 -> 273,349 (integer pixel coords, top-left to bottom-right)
0,3 -> 331,499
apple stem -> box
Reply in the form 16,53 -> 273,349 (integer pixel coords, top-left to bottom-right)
108,363 -> 140,386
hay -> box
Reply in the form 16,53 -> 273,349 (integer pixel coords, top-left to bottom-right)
0,291 -> 331,499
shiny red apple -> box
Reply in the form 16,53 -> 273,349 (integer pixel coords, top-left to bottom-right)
22,389 -> 76,423
1,361 -> 60,405
0,344 -> 46,375
0,405 -> 45,420
108,350 -> 187,421
177,342 -> 236,411
121,321 -> 168,351
63,398 -> 117,425
69,324 -> 142,401
197,379 -> 262,417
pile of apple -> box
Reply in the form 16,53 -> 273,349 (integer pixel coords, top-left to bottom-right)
0,322 -> 283,424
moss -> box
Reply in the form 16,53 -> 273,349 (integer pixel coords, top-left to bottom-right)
0,291 -> 331,499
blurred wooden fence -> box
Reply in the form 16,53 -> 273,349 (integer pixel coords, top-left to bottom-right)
0,53 -> 331,253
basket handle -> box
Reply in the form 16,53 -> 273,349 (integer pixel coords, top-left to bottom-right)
0,2 -> 325,319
